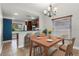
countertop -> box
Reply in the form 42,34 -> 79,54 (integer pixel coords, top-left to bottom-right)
12,31 -> 39,33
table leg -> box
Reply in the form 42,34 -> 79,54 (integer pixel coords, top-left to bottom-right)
62,39 -> 64,45
17,33 -> 19,48
29,40 -> 33,56
44,47 -> 48,56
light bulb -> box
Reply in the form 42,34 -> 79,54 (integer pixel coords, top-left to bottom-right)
48,7 -> 51,11
53,7 -> 57,11
13,13 -> 18,15
43,10 -> 47,15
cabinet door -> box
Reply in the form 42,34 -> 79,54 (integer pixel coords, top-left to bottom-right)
27,21 -> 32,31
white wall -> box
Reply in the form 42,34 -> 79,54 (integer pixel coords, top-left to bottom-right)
41,3 -> 79,49
39,14 -> 47,31
0,4 -> 3,54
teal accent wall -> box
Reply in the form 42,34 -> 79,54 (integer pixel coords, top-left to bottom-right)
3,18 -> 12,41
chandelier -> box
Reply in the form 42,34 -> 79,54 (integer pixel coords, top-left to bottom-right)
43,4 -> 57,17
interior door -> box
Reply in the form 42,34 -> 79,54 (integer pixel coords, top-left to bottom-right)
3,18 -> 12,41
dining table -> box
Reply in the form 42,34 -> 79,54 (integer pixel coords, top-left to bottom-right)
29,35 -> 64,56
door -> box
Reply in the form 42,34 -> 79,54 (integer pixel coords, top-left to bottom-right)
3,18 -> 12,41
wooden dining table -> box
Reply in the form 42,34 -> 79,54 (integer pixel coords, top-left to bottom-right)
29,35 -> 64,56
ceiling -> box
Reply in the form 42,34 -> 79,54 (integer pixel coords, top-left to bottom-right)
1,3 -> 79,21
1,3 -> 51,21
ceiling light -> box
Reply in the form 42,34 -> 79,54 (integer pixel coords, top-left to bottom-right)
13,13 -> 18,15
44,10 -> 47,15
43,4 -> 57,17
53,7 -> 57,12
25,20 -> 28,21
31,16 -> 35,19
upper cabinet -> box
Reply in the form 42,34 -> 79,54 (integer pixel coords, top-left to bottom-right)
12,18 -> 39,31
32,18 -> 39,28
25,18 -> 39,31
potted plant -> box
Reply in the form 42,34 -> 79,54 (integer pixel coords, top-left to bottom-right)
42,29 -> 47,35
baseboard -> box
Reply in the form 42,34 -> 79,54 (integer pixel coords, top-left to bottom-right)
3,40 -> 12,43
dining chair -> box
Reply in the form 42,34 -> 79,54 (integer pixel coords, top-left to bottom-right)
39,33 -> 46,37
59,38 -> 75,56
24,33 -> 31,47
30,34 -> 42,56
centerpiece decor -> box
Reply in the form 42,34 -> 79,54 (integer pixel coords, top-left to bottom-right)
47,29 -> 52,39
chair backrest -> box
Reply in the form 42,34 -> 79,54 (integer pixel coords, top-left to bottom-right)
71,38 -> 75,47
65,38 -> 75,56
30,34 -> 37,39
24,33 -> 30,39
65,43 -> 72,56
39,33 -> 46,37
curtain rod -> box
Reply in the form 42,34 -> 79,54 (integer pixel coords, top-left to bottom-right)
52,15 -> 72,20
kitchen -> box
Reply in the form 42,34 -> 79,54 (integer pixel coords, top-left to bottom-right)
12,16 -> 39,48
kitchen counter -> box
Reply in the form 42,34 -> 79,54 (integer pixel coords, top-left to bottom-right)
12,31 -> 39,48
12,31 -> 39,33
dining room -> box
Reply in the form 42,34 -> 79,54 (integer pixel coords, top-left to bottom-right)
0,3 -> 79,56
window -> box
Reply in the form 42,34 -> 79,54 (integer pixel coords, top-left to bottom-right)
52,15 -> 72,39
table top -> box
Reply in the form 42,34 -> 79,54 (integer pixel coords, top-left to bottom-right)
31,36 -> 63,48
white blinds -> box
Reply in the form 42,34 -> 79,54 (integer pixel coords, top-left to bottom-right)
52,15 -> 72,39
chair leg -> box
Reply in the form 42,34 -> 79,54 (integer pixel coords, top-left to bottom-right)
65,52 -> 73,56
39,47 -> 42,56
33,46 -> 43,56
65,52 -> 69,56
62,39 -> 64,45
33,48 -> 35,56
65,54 -> 69,56
69,52 -> 73,56
37,47 -> 40,56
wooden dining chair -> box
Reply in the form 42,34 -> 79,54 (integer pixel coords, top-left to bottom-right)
59,38 -> 75,56
30,34 -> 42,56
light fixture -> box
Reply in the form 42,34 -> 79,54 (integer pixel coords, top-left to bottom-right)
31,16 -> 35,19
13,13 -> 19,15
43,4 -> 57,17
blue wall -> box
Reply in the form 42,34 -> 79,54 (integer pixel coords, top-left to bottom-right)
3,18 -> 12,41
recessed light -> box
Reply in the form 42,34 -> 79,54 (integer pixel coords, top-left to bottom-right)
31,16 -> 35,19
13,13 -> 18,15
25,20 -> 28,21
